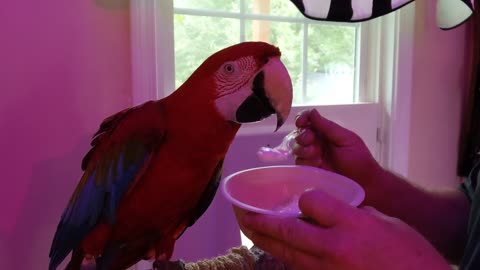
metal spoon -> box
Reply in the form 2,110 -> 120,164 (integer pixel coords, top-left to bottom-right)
257,129 -> 299,162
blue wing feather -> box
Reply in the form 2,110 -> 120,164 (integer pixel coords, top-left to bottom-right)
49,101 -> 166,270
49,150 -> 150,270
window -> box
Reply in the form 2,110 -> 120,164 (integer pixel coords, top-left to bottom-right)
130,0 -> 415,267
173,0 -> 362,106
160,0 -> 384,138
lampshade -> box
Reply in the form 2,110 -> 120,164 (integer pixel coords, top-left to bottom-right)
437,0 -> 474,30
289,0 -> 474,30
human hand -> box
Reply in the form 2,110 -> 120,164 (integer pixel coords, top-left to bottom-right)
293,109 -> 384,201
239,189 -> 451,270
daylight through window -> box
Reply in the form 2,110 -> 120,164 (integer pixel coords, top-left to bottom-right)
173,0 -> 360,106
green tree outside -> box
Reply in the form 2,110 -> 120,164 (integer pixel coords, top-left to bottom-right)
173,0 -> 356,104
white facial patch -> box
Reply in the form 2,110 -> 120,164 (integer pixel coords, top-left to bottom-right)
214,56 -> 257,98
215,84 -> 253,122
213,56 -> 258,121
213,55 -> 292,126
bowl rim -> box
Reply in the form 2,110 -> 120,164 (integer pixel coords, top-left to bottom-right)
220,165 -> 365,217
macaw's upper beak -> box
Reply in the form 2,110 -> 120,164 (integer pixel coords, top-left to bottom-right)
235,57 -> 293,131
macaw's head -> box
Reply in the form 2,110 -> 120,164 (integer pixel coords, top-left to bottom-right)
182,42 -> 293,131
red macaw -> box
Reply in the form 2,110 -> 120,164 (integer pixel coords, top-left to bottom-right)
49,41 -> 293,270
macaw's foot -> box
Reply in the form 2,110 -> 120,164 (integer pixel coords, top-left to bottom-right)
152,259 -> 186,270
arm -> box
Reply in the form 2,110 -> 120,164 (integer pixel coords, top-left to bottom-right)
369,169 -> 470,262
293,109 -> 470,263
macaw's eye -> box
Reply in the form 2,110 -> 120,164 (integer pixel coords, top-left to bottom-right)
223,63 -> 235,73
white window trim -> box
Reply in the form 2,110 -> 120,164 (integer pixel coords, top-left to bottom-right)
377,4 -> 415,176
130,0 -> 175,106
129,1 -> 415,175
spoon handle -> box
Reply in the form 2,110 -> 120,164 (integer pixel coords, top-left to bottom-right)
276,129 -> 299,152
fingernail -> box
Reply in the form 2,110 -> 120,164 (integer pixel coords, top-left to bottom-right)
299,128 -> 311,140
295,129 -> 306,140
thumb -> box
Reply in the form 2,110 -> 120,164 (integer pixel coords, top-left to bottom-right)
309,109 -> 353,146
299,189 -> 357,227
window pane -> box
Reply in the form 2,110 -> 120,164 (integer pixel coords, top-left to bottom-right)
244,0 -> 302,17
245,20 -> 304,105
174,15 -> 240,87
174,0 -> 239,11
305,24 -> 356,105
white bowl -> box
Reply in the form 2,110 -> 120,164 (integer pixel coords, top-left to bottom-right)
221,165 -> 365,217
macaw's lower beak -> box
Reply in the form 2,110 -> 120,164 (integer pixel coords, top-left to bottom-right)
235,57 -> 293,131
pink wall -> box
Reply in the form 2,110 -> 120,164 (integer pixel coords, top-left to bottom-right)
0,0 -> 132,268
408,0 -> 470,187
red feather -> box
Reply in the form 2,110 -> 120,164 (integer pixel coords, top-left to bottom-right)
49,42 -> 285,270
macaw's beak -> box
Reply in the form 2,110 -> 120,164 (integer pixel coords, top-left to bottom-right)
235,57 -> 293,131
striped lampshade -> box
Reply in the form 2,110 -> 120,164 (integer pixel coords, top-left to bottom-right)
437,0 -> 474,29
290,0 -> 474,30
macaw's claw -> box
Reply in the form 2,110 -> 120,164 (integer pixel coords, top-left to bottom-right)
152,259 -> 186,270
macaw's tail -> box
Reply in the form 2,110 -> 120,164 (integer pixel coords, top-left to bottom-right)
64,248 -> 84,270
107,237 -> 161,270
100,233 -> 169,270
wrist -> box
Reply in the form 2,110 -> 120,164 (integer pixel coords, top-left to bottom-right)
360,165 -> 394,206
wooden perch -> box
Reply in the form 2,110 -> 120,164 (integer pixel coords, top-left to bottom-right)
79,246 -> 288,270
183,246 -> 288,270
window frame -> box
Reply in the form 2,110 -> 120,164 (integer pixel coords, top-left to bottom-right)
128,1 -> 416,267
129,0 -> 416,177
173,4 -> 364,105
